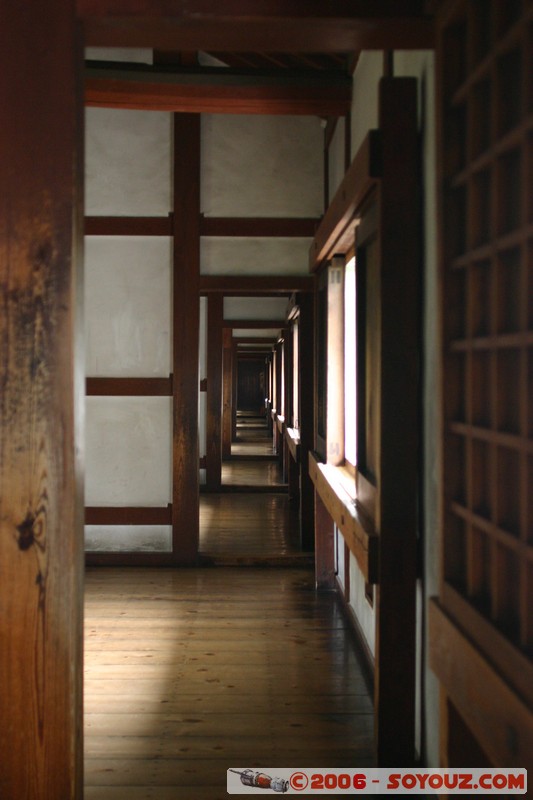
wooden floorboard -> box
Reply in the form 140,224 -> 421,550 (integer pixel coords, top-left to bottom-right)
199,492 -> 310,565
84,567 -> 374,798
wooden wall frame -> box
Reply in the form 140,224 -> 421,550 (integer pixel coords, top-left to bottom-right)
309,76 -> 420,766
431,0 -> 533,772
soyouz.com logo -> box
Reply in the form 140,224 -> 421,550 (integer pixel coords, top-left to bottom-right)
227,767 -> 527,794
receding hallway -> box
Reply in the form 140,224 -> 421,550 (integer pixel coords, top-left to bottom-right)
84,566 -> 374,799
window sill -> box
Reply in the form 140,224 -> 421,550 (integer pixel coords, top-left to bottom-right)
285,427 -> 300,462
309,451 -> 378,584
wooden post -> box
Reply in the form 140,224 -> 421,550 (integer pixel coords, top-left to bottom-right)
172,113 -> 200,564
0,0 -> 84,796
299,292 -> 316,550
374,77 -> 419,766
222,327 -> 233,459
231,341 -> 238,442
206,293 -> 223,489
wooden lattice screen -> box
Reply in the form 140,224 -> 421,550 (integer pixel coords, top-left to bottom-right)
431,0 -> 533,768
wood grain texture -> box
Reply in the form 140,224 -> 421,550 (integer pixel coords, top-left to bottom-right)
86,376 -> 173,396
85,66 -> 352,116
429,599 -> 533,770
374,76 -> 420,767
84,566 -> 374,798
0,0 -> 84,796
79,0 -> 434,51
172,113 -> 200,564
85,215 -> 172,236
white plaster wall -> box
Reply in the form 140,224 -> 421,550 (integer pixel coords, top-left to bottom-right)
201,114 -> 323,217
394,49 -> 440,768
232,328 -> 281,339
85,107 -> 172,215
336,527 -> 345,592
349,555 -> 376,656
86,397 -> 172,506
351,53 -> 384,157
224,297 -> 288,320
85,525 -> 172,552
85,47 -> 153,64
201,237 -> 311,276
328,118 -> 346,202
85,236 -> 172,377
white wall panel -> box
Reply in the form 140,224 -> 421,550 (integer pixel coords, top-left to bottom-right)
350,52 -> 383,157
85,236 -> 172,377
232,328 -> 280,338
85,525 -> 172,552
86,397 -> 172,506
224,296 -> 288,320
86,107 -> 172,215
85,47 -> 153,64
201,237 -> 311,276
201,114 -> 322,217
328,118 -> 346,201
349,553 -> 376,657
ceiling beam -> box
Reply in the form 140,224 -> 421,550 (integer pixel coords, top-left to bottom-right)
85,64 -> 352,115
78,1 -> 434,51
200,276 -> 314,295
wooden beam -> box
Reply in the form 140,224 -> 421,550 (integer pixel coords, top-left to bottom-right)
86,376 -> 173,395
298,292 -> 316,550
222,328 -> 233,458
200,275 -> 313,294
85,506 -> 172,525
206,294 -> 223,490
85,215 -> 172,236
79,1 -> 435,51
223,319 -> 284,329
310,130 -> 382,271
374,77 -> 420,767
85,64 -> 352,116
0,0 -> 83,796
200,216 -> 320,237
172,113 -> 200,565
233,337 -> 276,345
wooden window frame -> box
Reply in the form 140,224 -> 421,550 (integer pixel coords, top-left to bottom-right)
309,76 -> 420,766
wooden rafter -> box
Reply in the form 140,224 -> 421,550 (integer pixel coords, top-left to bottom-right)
78,1 -> 434,51
85,63 -> 352,115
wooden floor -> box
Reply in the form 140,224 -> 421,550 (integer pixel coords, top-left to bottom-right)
84,567 -> 375,799
199,492 -> 309,565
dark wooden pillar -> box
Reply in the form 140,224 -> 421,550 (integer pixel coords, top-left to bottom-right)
172,113 -> 200,564
222,327 -> 233,459
231,341 -> 238,442
299,293 -> 315,550
374,77 -> 419,766
206,293 -> 223,489
0,1 -> 84,796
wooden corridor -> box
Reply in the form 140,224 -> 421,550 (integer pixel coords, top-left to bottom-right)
84,567 -> 374,799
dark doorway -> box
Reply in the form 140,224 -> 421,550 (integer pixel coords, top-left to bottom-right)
237,357 -> 266,413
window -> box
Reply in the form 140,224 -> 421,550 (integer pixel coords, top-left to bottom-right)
344,254 -> 356,467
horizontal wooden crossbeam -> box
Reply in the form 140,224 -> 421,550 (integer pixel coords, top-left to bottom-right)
200,275 -> 313,294
85,505 -> 172,525
200,216 -> 320,237
86,377 -> 173,395
79,1 -> 435,52
85,64 -> 352,115
85,216 -> 319,237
